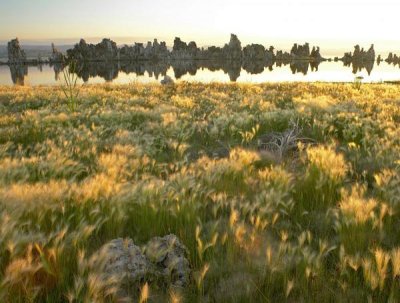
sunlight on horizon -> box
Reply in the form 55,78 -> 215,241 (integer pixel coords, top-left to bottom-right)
1,0 -> 400,50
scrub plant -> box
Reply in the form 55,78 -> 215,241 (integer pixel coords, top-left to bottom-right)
61,61 -> 80,112
353,76 -> 363,90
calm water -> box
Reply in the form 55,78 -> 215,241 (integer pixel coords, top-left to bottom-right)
1,59 -> 400,86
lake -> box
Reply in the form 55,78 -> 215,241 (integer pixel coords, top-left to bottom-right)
1,59 -> 400,86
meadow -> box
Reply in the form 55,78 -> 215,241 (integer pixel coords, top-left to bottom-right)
0,81 -> 400,302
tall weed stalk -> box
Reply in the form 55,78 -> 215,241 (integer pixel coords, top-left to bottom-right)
61,61 -> 80,112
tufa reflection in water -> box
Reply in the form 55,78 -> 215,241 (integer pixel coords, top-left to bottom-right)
9,58 -> 385,85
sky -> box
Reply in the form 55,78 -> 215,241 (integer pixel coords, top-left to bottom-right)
1,0 -> 400,52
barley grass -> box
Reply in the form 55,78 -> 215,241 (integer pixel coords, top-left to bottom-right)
0,82 -> 400,302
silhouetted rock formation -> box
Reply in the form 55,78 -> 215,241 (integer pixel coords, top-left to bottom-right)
310,46 -> 323,60
341,44 -> 375,62
7,38 -> 29,84
171,34 -> 243,61
288,42 -> 324,61
171,38 -> 200,59
47,45 -> 65,80
7,38 -> 27,64
265,46 -> 275,61
143,39 -> 169,60
242,44 -> 269,74
243,44 -> 265,61
120,43 -> 144,60
67,38 -> 119,61
222,34 -> 242,60
68,38 -> 170,62
291,43 -> 310,57
340,44 -> 375,75
49,43 -> 64,63
201,46 -> 224,60
275,50 -> 292,62
8,35 -> 331,69
173,37 -> 187,52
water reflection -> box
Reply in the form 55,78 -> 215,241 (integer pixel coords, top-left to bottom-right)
9,64 -> 28,85
7,60 -> 320,85
341,59 -> 374,75
4,58 -> 399,85
385,53 -> 400,68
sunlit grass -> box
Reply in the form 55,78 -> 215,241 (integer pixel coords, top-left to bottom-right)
0,82 -> 400,302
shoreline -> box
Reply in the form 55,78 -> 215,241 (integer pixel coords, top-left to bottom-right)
1,80 -> 400,88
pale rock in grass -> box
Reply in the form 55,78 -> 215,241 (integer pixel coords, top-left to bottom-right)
89,238 -> 151,286
90,234 -> 191,297
144,234 -> 191,288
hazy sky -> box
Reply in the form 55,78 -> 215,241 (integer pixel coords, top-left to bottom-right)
1,0 -> 399,49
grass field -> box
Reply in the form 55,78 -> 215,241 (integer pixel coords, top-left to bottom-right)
0,82 -> 400,302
